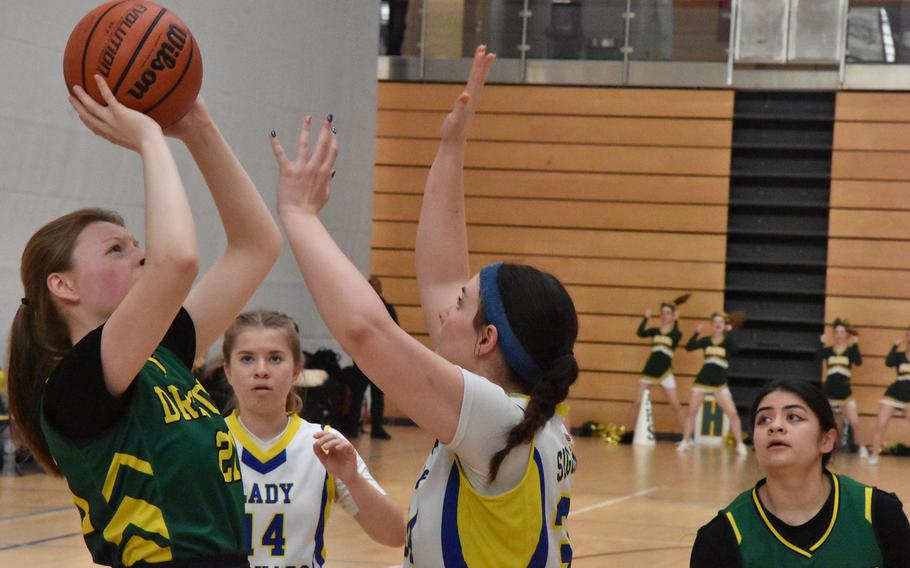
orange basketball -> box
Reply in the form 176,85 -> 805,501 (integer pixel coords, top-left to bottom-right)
63,0 -> 203,128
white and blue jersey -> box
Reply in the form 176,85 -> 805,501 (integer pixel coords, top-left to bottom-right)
404,368 -> 576,567
226,412 -> 385,568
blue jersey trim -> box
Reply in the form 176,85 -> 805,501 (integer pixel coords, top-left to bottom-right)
240,447 -> 287,475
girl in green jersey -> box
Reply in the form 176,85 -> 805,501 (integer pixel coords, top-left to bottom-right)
691,379 -> 910,567
7,76 -> 281,567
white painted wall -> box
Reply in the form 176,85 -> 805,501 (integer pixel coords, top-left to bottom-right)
0,1 -> 380,363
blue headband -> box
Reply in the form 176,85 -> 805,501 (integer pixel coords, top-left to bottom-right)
479,263 -> 543,386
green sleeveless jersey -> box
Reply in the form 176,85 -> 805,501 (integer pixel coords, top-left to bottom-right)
41,344 -> 246,567
723,473 -> 883,567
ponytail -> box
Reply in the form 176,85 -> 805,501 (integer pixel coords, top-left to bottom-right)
7,208 -> 124,477
8,300 -> 67,476
488,353 -> 578,482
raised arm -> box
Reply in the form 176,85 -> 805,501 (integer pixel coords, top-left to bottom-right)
850,342 -> 862,366
313,430 -> 405,547
886,343 -> 901,367
637,310 -> 653,338
274,117 -> 464,443
170,100 -> 283,359
69,76 -> 198,396
685,329 -> 707,351
415,46 -> 495,346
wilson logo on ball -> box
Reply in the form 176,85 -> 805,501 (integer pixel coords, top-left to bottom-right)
127,23 -> 189,101
64,1 -> 203,127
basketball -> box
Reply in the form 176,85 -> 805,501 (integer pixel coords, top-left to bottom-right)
63,1 -> 202,128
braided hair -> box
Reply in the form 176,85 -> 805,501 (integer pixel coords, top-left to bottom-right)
476,263 -> 579,483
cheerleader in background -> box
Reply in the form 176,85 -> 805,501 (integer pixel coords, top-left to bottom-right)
629,294 -> 689,432
816,318 -> 868,458
678,311 -> 747,455
869,327 -> 910,465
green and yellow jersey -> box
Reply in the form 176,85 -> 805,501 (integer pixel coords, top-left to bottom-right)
722,473 -> 881,567
41,309 -> 246,567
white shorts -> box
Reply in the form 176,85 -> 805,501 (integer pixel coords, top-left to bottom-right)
880,397 -> 908,410
692,384 -> 731,396
642,373 -> 677,390
829,398 -> 856,412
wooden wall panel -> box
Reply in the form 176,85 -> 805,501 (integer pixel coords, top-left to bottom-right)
828,91 -> 910,428
377,111 -> 733,147
373,194 -> 729,233
378,84 -> 734,117
374,166 -> 729,203
828,239 -> 910,270
373,222 -> 727,262
376,138 -> 731,175
379,275 -> 724,318
372,82 -> 734,433
830,180 -> 910,210
373,250 -> 725,290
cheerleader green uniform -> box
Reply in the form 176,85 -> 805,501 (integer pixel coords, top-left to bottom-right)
691,471 -> 910,567
815,344 -> 861,403
882,345 -> 910,408
685,333 -> 737,391
637,318 -> 681,382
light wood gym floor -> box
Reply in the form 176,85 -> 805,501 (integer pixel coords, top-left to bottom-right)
1,425 -> 907,567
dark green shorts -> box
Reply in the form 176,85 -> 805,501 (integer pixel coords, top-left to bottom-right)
883,380 -> 910,406
823,373 -> 852,401
641,352 -> 672,378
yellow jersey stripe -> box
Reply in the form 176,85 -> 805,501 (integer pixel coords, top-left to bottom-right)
865,487 -> 873,524
725,511 -> 742,544
751,488 -> 812,558
809,474 -> 839,552
508,394 -> 570,417
147,356 -> 166,375
103,453 -> 154,503
226,411 -> 303,464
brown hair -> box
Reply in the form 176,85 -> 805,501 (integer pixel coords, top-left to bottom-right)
222,309 -> 304,415
7,208 -> 125,476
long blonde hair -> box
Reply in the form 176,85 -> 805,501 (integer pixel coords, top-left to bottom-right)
221,309 -> 304,415
8,208 -> 125,476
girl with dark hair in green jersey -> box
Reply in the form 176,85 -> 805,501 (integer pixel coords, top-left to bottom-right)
7,76 -> 281,567
870,327 -> 910,465
691,379 -> 910,567
816,317 -> 869,458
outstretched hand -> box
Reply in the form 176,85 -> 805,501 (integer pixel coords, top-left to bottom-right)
68,74 -> 162,152
271,115 -> 339,218
312,429 -> 358,483
439,45 -> 496,144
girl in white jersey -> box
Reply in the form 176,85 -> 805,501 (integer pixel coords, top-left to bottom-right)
221,309 -> 405,567
271,46 -> 579,567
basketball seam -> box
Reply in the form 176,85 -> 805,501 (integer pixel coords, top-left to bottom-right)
141,35 -> 196,118
80,0 -> 131,90
112,7 -> 168,96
